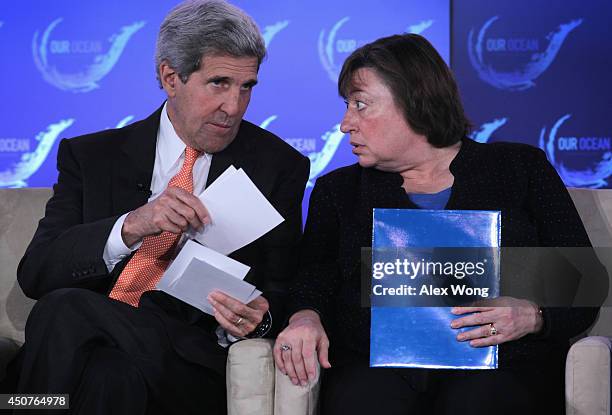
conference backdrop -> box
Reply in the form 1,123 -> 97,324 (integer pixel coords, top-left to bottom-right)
1,0 -> 609,218
0,0 -> 449,217
453,0 -> 612,189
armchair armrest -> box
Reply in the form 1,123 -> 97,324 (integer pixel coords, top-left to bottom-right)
566,336 -> 611,415
226,339 -> 321,415
227,339 -> 275,415
274,356 -> 320,415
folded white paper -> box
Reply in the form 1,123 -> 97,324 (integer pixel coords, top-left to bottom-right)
157,240 -> 261,315
192,166 -> 284,255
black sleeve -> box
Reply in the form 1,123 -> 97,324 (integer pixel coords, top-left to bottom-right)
288,176 -> 343,329
526,148 -> 602,340
17,139 -> 116,299
259,155 -> 310,337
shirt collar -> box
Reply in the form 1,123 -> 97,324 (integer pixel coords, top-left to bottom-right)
158,102 -> 187,177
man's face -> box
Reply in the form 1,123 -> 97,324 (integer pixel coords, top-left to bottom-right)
162,54 -> 259,153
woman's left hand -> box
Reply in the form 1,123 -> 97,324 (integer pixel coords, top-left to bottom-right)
450,296 -> 544,347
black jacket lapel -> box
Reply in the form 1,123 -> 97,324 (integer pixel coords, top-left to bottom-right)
111,107 -> 161,215
359,168 -> 413,247
206,120 -> 258,189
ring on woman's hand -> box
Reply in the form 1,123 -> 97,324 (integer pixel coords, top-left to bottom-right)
489,323 -> 498,336
235,317 -> 244,326
280,344 -> 291,352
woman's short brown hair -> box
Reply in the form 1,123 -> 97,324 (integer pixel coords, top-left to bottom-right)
338,34 -> 471,148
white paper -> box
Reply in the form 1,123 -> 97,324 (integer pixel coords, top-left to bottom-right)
204,165 -> 237,193
156,240 -> 261,315
193,167 -> 284,255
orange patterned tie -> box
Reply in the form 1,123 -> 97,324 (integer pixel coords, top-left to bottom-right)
109,147 -> 201,307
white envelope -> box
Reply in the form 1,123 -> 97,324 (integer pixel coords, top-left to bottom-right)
193,167 -> 284,255
157,240 -> 261,315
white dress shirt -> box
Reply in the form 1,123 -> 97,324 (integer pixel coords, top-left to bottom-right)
103,103 -> 212,271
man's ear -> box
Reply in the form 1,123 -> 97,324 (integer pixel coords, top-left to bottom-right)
159,61 -> 179,97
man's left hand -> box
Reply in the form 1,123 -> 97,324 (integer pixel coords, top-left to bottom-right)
208,291 -> 269,338
450,296 -> 544,347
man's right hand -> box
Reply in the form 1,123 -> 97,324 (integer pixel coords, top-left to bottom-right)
274,309 -> 331,386
121,186 -> 210,247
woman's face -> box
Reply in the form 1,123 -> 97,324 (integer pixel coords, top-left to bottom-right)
340,68 -> 426,171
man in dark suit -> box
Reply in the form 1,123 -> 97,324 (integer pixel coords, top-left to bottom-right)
10,1 -> 309,413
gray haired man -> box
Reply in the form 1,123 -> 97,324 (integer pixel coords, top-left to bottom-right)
8,1 -> 309,413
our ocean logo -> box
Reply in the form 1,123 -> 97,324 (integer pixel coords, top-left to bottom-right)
470,118 -> 508,143
0,119 -> 75,188
539,114 -> 611,188
32,18 -> 145,93
262,20 -> 289,47
319,17 -> 434,82
260,116 -> 345,186
468,16 -> 582,91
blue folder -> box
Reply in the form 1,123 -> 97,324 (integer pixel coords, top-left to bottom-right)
370,209 -> 501,369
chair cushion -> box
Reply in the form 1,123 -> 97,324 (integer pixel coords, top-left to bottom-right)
0,188 -> 49,344
566,336 -> 611,415
274,359 -> 320,415
227,339 -> 275,415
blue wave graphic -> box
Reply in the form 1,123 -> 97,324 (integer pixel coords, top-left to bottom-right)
115,115 -> 134,129
32,18 -> 145,93
539,114 -> 612,188
259,115 -> 278,130
262,20 -> 289,47
319,17 -> 434,83
468,16 -> 582,91
0,119 -> 75,188
318,16 -> 350,82
259,116 -> 345,187
307,124 -> 345,187
406,19 -> 434,34
470,118 -> 507,143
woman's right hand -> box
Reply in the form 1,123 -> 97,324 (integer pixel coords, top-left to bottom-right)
274,309 -> 332,386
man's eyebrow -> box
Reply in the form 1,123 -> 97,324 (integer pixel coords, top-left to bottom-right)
206,76 -> 258,88
207,76 -> 230,83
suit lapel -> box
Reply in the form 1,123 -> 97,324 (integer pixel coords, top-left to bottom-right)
110,113 -> 260,215
359,168 -> 412,247
111,108 -> 161,215
206,120 -> 258,189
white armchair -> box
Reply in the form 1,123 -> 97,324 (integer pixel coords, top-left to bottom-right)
0,188 -> 322,414
1,187 -> 609,415
565,188 -> 612,415
226,339 -> 320,415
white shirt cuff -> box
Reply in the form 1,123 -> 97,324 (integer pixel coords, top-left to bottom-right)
102,212 -> 142,272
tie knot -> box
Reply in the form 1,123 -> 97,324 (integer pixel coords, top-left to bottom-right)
185,147 -> 201,163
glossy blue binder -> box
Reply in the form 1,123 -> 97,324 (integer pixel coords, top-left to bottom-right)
370,209 -> 501,369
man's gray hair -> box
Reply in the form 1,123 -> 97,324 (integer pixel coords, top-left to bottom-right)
155,0 -> 266,87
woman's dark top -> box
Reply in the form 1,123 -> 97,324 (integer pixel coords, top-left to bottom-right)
289,137 -> 598,368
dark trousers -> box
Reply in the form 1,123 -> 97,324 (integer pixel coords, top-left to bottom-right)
10,288 -> 226,415
321,361 -> 565,415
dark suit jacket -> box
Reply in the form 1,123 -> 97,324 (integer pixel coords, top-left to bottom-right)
17,106 -> 310,374
289,137 -> 600,368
